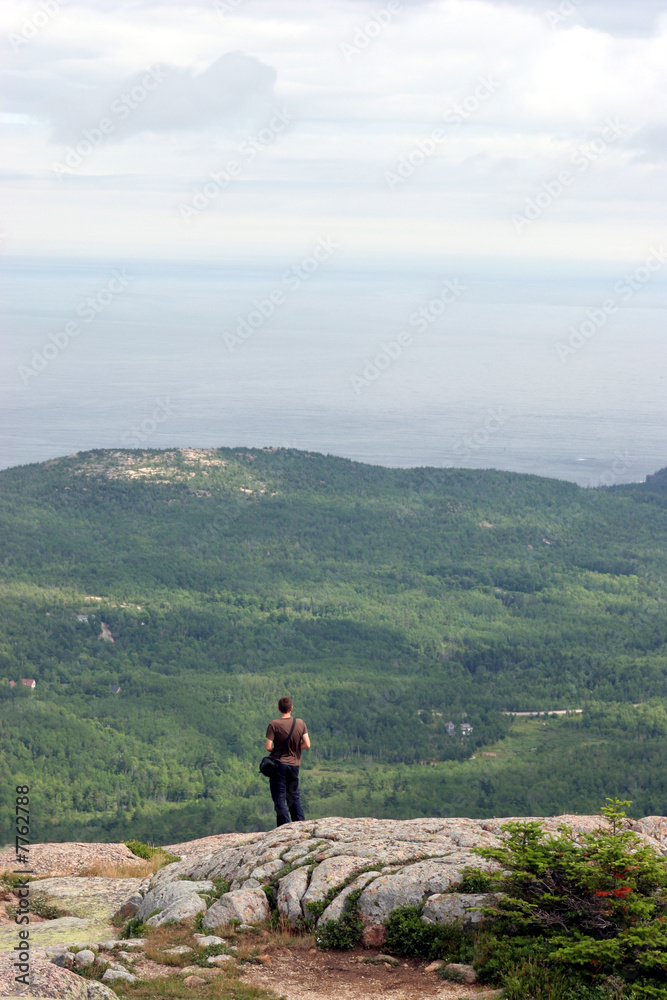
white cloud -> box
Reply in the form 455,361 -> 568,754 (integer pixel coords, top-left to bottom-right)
1,0 -> 666,260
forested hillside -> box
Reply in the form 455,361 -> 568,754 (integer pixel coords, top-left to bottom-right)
1,448 -> 666,844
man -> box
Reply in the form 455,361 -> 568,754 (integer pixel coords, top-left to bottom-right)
265,696 -> 310,826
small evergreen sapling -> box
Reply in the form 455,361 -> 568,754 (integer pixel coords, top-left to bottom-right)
473,799 -> 667,991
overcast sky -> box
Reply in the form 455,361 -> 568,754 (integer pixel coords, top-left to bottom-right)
1,0 -> 666,266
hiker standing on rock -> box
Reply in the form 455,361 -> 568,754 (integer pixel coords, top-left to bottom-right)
265,697 -> 310,826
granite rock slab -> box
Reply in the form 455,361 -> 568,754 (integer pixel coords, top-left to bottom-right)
203,887 -> 270,928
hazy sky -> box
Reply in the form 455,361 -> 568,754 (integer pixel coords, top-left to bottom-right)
2,0 -> 666,267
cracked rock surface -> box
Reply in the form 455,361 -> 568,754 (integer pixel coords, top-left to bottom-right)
121,814 -> 667,946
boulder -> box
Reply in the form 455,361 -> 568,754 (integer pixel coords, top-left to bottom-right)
444,962 -> 478,984
194,934 -> 227,946
357,860 -> 465,946
422,892 -> 501,926
50,951 -> 76,968
103,960 -> 128,972
203,887 -> 270,928
86,982 -> 119,1000
136,880 -> 212,927
116,937 -> 146,948
102,968 -> 138,983
117,892 -> 143,918
164,944 -> 194,955
75,949 -> 96,967
184,974 -> 207,986
207,954 -> 235,965
276,866 -> 310,925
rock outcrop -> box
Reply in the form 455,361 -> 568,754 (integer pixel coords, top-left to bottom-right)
135,879 -> 212,927
202,887 -> 270,928
0,955 -> 117,1000
110,814 -> 667,947
1,814 -> 665,997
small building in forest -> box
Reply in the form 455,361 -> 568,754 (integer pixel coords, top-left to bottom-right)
109,684 -> 122,695
21,679 -> 36,689
445,722 -> 456,736
460,722 -> 473,735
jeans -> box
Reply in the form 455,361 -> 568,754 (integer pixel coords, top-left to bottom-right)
269,762 -> 305,826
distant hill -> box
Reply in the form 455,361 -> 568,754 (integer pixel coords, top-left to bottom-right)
1,447 -> 666,843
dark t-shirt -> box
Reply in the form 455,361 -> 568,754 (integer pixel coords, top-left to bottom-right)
266,717 -> 308,767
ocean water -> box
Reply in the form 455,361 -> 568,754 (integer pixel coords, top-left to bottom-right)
1,258 -> 665,485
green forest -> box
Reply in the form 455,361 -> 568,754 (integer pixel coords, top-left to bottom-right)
0,447 -> 666,845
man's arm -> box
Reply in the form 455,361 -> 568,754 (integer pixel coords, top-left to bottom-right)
300,732 -> 311,749
265,737 -> 274,751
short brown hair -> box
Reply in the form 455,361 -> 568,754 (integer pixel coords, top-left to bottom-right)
278,696 -> 293,714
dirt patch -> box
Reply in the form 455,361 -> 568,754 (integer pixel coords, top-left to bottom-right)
240,948 -> 498,1000
125,955 -> 176,980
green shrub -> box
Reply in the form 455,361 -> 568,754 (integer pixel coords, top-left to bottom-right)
472,799 -> 667,994
5,892 -> 66,921
190,942 -> 235,967
383,904 -> 477,962
198,877 -> 231,907
124,839 -> 154,860
305,899 -> 326,919
124,839 -> 179,865
315,891 -> 363,951
0,873 -> 34,889
454,867 -> 495,893
29,894 -> 67,920
122,915 -> 150,938
500,958 -> 624,1000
